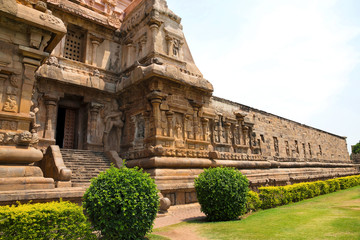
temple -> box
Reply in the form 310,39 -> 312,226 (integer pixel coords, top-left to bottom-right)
0,0 -> 359,205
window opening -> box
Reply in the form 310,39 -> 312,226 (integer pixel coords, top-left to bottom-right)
64,25 -> 85,62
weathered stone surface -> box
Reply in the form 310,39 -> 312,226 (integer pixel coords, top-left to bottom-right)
0,187 -> 85,205
40,145 -> 72,183
0,0 -> 66,193
0,0 -> 358,206
60,149 -> 112,187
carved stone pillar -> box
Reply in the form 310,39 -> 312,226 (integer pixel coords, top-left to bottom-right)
19,63 -> 38,114
147,91 -> 165,137
90,34 -> 103,66
43,96 -> 58,140
139,38 -> 147,58
184,114 -> 193,139
219,117 -> 226,143
234,124 -> 240,144
213,120 -> 220,143
235,112 -> 245,145
224,122 -> 231,144
91,40 -> 100,66
89,102 -> 103,142
165,36 -> 174,56
166,111 -> 173,137
193,114 -> 198,140
201,118 -> 209,141
0,74 -> 6,110
126,43 -> 134,68
148,16 -> 162,52
243,126 -> 249,146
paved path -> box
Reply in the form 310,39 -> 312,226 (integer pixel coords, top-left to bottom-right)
154,203 -> 206,229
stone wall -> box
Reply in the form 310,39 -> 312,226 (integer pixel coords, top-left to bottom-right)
34,0 -> 126,150
352,153 -> 360,163
1,0 -> 358,205
0,0 -> 67,191
211,97 -> 350,163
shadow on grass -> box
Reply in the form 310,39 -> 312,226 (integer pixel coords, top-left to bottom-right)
185,215 -> 246,224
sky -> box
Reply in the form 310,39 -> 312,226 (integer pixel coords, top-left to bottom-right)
166,0 -> 360,152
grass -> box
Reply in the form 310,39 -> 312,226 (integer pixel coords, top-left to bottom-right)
146,234 -> 170,240
150,186 -> 360,240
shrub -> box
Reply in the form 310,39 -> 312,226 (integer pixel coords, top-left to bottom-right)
337,175 -> 360,189
0,201 -> 95,240
314,181 -> 329,195
194,167 -> 249,221
259,174 -> 360,209
258,186 -> 284,209
326,179 -> 341,193
83,166 -> 159,239
246,191 -> 262,212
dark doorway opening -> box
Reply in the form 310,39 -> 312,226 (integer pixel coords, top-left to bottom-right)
56,107 -> 66,148
56,107 -> 77,149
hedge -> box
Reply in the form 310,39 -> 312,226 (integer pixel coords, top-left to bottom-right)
0,201 -> 95,240
246,190 -> 262,213
259,174 -> 360,209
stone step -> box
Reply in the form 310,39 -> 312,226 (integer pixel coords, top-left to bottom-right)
60,149 -> 112,185
62,161 -> 109,166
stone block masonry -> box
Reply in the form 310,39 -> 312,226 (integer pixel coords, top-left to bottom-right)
0,0 -> 358,206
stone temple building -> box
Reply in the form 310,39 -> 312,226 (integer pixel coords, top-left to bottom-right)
0,0 -> 359,205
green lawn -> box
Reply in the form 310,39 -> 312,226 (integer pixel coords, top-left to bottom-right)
150,186 -> 360,240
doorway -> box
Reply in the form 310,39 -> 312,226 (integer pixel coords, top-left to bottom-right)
56,107 -> 77,149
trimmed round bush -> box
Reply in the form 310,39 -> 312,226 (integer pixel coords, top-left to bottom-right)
194,167 -> 249,221
83,166 -> 159,239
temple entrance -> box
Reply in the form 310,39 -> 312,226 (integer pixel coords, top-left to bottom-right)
56,107 -> 78,149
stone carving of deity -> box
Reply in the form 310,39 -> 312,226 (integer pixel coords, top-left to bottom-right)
213,121 -> 219,143
103,100 -> 124,151
3,96 -> 17,112
174,118 -> 183,140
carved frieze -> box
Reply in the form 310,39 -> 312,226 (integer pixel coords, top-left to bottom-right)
121,3 -> 146,34
0,130 -> 39,147
39,13 -> 61,25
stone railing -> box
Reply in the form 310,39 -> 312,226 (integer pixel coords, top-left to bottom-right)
40,145 -> 72,188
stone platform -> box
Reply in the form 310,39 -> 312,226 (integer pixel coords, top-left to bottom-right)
0,187 -> 85,206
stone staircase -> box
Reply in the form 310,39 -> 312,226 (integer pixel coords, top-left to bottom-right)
60,149 -> 112,187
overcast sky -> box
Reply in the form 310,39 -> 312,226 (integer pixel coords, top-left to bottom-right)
166,0 -> 360,153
